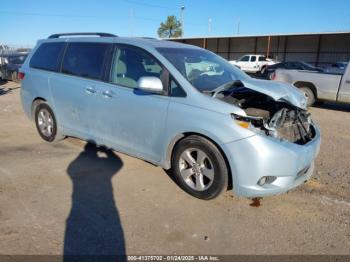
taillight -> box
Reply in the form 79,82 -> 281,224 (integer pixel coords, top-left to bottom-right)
18,72 -> 25,80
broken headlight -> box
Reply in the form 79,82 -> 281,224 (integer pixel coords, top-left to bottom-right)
231,113 -> 266,131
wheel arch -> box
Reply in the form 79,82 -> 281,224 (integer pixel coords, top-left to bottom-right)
293,81 -> 318,99
31,97 -> 47,119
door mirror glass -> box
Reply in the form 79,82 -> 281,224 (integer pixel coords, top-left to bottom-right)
137,76 -> 163,94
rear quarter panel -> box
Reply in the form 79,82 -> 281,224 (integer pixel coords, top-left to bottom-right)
20,43 -> 55,119
337,64 -> 350,103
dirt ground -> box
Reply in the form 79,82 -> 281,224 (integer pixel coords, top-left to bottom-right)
0,80 -> 349,255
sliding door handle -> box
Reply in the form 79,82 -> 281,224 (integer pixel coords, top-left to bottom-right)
85,86 -> 96,94
102,90 -> 114,98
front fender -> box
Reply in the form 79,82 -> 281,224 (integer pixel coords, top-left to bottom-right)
160,100 -> 255,169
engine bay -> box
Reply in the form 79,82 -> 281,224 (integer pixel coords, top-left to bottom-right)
213,85 -> 316,145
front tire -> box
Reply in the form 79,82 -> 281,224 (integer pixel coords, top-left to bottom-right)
172,135 -> 228,200
34,102 -> 61,142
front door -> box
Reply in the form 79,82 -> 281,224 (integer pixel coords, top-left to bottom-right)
237,55 -> 250,71
92,44 -> 170,163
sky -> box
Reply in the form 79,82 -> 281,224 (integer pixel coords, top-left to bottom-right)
1,0 -> 350,46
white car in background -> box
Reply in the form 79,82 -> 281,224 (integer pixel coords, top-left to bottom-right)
229,54 -> 276,74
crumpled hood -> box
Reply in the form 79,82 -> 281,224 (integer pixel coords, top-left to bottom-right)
241,78 -> 308,110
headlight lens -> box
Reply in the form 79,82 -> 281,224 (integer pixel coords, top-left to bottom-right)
231,113 -> 264,130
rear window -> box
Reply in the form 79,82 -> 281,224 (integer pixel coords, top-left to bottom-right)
62,43 -> 110,80
8,55 -> 27,64
30,42 -> 65,71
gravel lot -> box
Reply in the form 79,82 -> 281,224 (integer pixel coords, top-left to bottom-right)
0,80 -> 349,255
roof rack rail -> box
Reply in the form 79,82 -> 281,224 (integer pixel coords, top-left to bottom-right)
48,32 -> 117,39
139,37 -> 158,40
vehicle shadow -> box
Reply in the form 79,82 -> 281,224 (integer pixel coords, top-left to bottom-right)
64,142 -> 126,261
312,101 -> 350,113
0,83 -> 20,96
163,169 -> 233,192
0,87 -> 11,96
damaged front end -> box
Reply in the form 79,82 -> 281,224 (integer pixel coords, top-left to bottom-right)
214,84 -> 316,145
231,107 -> 315,145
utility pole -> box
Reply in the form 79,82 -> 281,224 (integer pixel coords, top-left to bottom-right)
266,35 -> 271,58
237,18 -> 240,35
180,6 -> 185,36
208,17 -> 212,36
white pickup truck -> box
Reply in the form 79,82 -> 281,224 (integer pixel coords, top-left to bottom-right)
229,54 -> 276,74
274,62 -> 350,106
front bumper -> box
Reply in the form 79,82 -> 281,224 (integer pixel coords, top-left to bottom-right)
222,124 -> 321,197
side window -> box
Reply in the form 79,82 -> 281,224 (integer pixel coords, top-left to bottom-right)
250,56 -> 257,62
170,78 -> 186,97
240,56 -> 250,62
290,62 -> 300,69
286,62 -> 298,69
110,45 -> 163,89
30,42 -> 65,71
258,56 -> 267,61
62,43 -> 110,80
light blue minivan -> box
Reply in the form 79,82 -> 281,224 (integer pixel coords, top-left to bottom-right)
20,33 -> 321,200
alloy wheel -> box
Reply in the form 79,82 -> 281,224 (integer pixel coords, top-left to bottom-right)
37,108 -> 54,137
178,148 -> 215,191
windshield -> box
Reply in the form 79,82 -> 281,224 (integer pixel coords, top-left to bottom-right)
157,47 -> 249,92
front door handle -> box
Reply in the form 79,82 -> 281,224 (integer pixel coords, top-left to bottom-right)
85,86 -> 96,94
102,90 -> 114,98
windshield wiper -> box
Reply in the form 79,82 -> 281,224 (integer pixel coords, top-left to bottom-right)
210,80 -> 243,98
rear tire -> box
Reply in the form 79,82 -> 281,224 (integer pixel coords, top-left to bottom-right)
171,135 -> 228,200
299,87 -> 316,107
34,102 -> 64,142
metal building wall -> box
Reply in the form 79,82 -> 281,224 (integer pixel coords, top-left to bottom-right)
172,33 -> 350,67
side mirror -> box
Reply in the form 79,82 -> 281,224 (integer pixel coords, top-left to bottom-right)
137,76 -> 163,94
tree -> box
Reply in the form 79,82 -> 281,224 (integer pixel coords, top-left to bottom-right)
157,15 -> 183,38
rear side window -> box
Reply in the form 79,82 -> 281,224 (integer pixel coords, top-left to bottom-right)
250,56 -> 256,62
30,42 -> 65,71
258,56 -> 267,61
62,43 -> 110,80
